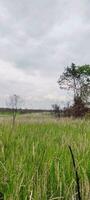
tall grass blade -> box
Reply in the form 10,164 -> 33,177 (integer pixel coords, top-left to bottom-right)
68,145 -> 81,200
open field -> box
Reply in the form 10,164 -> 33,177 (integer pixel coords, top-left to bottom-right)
0,113 -> 90,200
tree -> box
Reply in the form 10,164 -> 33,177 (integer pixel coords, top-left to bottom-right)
58,63 -> 90,117
52,104 -> 60,117
77,65 -> 90,104
8,94 -> 22,126
58,63 -> 90,104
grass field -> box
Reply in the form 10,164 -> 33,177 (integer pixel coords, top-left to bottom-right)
0,113 -> 90,200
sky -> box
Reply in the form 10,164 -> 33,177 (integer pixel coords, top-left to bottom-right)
0,0 -> 90,109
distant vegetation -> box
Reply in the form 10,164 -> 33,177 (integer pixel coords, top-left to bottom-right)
52,63 -> 90,118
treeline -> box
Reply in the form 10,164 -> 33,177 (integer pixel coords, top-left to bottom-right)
0,106 -> 90,119
52,102 -> 90,118
0,107 -> 51,114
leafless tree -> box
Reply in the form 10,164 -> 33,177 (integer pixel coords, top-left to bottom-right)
52,104 -> 60,117
8,94 -> 22,126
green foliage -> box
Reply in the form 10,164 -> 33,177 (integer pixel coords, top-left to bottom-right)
78,65 -> 90,75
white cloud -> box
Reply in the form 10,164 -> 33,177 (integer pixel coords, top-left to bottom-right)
0,59 -> 38,83
0,0 -> 90,108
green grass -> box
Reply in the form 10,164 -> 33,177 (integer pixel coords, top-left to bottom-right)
0,115 -> 90,200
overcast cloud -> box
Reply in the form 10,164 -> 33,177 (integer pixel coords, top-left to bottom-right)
0,0 -> 90,108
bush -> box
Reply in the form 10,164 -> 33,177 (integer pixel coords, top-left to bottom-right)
72,97 -> 87,117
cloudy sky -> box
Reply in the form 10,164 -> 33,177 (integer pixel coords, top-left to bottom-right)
0,0 -> 90,109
